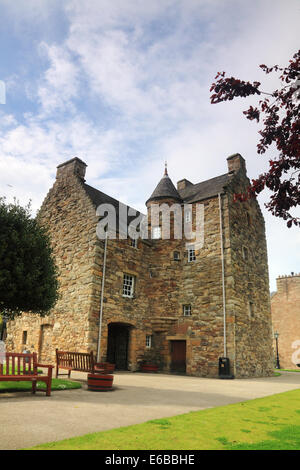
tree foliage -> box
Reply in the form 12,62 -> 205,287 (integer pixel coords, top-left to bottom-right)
0,198 -> 59,318
210,49 -> 300,227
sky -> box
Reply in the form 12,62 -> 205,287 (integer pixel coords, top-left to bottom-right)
0,0 -> 299,291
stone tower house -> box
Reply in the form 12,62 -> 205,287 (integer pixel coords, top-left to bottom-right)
271,273 -> 300,369
6,154 -> 274,378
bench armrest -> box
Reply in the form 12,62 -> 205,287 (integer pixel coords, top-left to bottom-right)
37,364 -> 54,369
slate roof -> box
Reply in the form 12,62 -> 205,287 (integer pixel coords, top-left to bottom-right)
83,183 -> 144,235
178,173 -> 234,203
83,170 -> 234,231
146,173 -> 182,204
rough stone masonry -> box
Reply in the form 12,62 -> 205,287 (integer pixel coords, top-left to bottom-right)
6,153 -> 274,378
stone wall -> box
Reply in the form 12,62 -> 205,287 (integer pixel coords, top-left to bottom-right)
6,162 -> 100,364
271,274 -> 300,369
6,155 -> 274,377
226,156 -> 274,377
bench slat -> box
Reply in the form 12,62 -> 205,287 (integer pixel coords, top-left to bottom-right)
56,349 -> 97,376
0,352 -> 53,396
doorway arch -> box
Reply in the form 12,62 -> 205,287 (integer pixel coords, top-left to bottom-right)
106,323 -> 132,370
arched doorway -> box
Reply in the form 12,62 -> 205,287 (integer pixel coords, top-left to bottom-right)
106,323 -> 132,370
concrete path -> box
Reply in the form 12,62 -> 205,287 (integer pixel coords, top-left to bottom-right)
1,371 -> 300,450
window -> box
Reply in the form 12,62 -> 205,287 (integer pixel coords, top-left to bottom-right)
242,246 -> 249,261
22,331 -> 27,345
248,301 -> 254,319
246,212 -> 252,226
123,274 -> 135,297
185,210 -> 192,223
146,335 -> 152,348
152,226 -> 161,239
187,246 -> 196,262
130,238 -> 138,248
173,251 -> 180,261
183,304 -> 192,316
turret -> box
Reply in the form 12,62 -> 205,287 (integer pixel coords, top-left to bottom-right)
146,163 -> 182,240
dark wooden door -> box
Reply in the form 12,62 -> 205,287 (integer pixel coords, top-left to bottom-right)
171,340 -> 186,373
107,324 -> 129,370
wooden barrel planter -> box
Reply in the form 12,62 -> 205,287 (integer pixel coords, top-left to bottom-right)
87,373 -> 114,391
140,363 -> 158,373
95,362 -> 115,374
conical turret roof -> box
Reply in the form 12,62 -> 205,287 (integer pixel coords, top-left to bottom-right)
146,163 -> 182,205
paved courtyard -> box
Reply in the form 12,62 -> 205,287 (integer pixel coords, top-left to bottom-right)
1,371 -> 300,450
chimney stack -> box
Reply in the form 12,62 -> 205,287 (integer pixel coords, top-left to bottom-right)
56,157 -> 87,182
177,179 -> 193,192
227,153 -> 246,175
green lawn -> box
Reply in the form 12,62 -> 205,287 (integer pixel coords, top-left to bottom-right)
0,378 -> 81,392
29,388 -> 300,450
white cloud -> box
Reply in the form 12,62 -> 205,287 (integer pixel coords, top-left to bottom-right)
37,43 -> 80,115
0,0 -> 299,288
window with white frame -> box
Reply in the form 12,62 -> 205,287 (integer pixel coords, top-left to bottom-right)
183,304 -> 192,316
187,246 -> 196,262
146,335 -> 152,348
152,226 -> 161,239
123,274 -> 135,297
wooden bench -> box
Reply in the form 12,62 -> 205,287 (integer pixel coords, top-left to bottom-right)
0,352 -> 54,396
56,349 -> 113,378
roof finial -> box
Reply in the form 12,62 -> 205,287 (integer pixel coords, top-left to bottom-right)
164,160 -> 168,177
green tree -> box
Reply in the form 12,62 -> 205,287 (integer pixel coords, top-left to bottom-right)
0,198 -> 59,318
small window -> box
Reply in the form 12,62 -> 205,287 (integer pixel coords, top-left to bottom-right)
130,238 -> 138,248
22,331 -> 27,345
146,335 -> 152,348
248,301 -> 254,319
242,246 -> 249,261
246,212 -> 251,226
123,274 -> 135,297
185,210 -> 192,223
187,246 -> 196,262
173,251 -> 180,261
152,226 -> 161,239
183,304 -> 192,316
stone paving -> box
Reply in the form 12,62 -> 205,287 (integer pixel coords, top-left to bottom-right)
1,371 -> 300,450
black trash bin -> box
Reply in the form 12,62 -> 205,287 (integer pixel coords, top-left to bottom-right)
218,357 -> 234,379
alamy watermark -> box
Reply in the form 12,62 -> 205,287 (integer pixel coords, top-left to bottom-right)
96,202 -> 205,250
0,81 -> 6,104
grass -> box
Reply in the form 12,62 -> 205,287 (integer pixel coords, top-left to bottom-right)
0,378 -> 81,392
0,363 -> 82,392
29,388 -> 300,450
280,369 -> 300,373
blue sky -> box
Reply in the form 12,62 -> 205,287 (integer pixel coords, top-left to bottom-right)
0,0 -> 299,291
